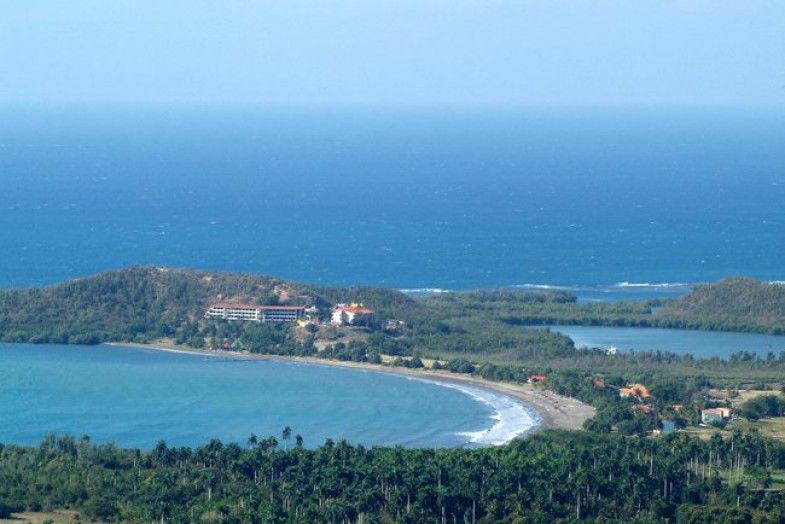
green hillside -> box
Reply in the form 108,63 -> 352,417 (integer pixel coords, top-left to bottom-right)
0,267 -> 412,345
656,278 -> 785,334
477,277 -> 785,335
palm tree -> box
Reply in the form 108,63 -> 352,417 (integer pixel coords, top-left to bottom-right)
282,426 -> 292,450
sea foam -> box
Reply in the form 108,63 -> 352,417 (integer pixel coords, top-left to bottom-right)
511,283 -> 572,291
398,288 -> 452,294
614,281 -> 689,288
407,377 -> 539,446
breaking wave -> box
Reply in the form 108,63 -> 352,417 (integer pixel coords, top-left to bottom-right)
511,283 -> 571,291
614,281 -> 689,289
401,281 -> 695,302
399,288 -> 452,294
512,281 -> 691,291
408,378 -> 539,446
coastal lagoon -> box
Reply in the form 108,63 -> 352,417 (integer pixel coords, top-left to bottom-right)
540,325 -> 785,358
0,343 -> 536,449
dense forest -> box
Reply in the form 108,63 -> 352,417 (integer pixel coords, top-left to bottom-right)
656,279 -> 785,335
1,430 -> 784,523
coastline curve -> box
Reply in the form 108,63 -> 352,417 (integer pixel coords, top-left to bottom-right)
106,342 -> 594,442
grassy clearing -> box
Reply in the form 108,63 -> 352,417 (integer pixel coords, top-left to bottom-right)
0,511 -> 81,523
771,470 -> 785,489
682,417 -> 785,443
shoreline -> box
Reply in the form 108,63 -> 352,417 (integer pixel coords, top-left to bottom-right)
105,342 -> 595,435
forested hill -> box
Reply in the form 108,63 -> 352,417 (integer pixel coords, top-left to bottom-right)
3,268 -> 783,350
477,277 -> 785,335
0,267 -> 414,345
656,278 -> 785,334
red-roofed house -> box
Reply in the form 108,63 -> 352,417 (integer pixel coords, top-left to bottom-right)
619,384 -> 652,399
331,303 -> 374,326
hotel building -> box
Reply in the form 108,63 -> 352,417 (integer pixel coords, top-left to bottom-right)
206,303 -> 305,323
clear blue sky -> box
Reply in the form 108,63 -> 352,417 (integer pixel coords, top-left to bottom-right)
2,0 -> 783,107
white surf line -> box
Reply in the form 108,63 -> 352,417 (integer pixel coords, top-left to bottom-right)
106,344 -> 539,445
402,376 -> 540,446
233,357 -> 542,446
613,281 -> 689,288
398,288 -> 453,294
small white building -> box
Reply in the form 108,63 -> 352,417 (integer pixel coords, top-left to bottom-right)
701,407 -> 732,425
206,303 -> 305,323
331,303 -> 374,326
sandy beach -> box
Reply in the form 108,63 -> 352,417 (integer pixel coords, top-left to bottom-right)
106,342 -> 595,435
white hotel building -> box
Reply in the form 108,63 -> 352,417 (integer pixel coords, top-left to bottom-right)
205,303 -> 305,323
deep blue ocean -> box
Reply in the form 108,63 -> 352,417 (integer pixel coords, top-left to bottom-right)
2,106 -> 784,297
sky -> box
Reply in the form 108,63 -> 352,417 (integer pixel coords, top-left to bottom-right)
1,0 -> 784,108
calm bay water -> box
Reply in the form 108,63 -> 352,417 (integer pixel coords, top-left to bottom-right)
0,343 -> 535,449
540,325 -> 785,358
1,107 -> 784,294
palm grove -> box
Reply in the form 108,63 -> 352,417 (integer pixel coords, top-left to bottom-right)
2,430 -> 784,523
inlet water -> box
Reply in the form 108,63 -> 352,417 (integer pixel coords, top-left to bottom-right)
540,325 -> 785,358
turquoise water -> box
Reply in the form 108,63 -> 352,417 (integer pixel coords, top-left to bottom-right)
0,343 -> 535,449
540,325 -> 785,358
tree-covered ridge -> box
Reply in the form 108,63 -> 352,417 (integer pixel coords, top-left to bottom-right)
0,267 -> 411,345
656,278 -> 785,334
1,430 -> 784,523
434,278 -> 785,335
0,267 -> 294,344
421,288 -> 658,328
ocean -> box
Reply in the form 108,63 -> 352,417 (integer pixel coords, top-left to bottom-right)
2,106 -> 784,296
0,343 -> 536,449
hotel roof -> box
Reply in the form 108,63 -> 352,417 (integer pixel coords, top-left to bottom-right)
211,303 -> 305,311
333,304 -> 374,314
